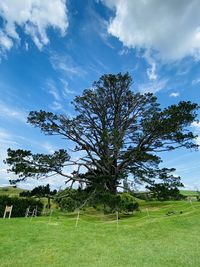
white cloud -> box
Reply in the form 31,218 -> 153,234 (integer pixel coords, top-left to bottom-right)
0,30 -> 13,50
191,121 -> 200,130
0,128 -> 19,146
41,142 -> 56,154
191,121 -> 200,150
192,78 -> 200,85
0,0 -> 68,52
59,78 -> 75,96
169,92 -> 180,97
50,52 -> 87,77
51,101 -> 63,111
0,102 -> 27,122
46,79 -> 61,101
118,47 -> 129,56
144,50 -> 157,81
103,0 -> 200,61
138,79 -> 167,94
0,128 -> 20,186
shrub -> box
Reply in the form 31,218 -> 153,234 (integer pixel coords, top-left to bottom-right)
56,189 -> 139,214
0,196 -> 43,217
119,193 -> 139,213
94,192 -> 139,213
56,188 -> 88,212
60,197 -> 76,212
146,184 -> 186,201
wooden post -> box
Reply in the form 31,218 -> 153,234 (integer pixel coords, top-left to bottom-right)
75,211 -> 80,227
35,206 -> 38,217
48,209 -> 53,224
8,206 -> 12,219
116,211 -> 119,228
190,199 -> 195,210
146,208 -> 150,217
25,206 -> 30,218
3,206 -> 13,219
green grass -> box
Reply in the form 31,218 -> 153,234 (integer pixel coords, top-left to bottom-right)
0,186 -> 27,197
1,201 -> 200,267
180,190 -> 198,197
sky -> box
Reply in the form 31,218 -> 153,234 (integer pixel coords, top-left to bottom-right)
0,0 -> 200,190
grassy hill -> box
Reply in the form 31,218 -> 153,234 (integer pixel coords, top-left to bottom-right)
0,186 -> 28,197
180,190 -> 198,197
0,200 -> 200,267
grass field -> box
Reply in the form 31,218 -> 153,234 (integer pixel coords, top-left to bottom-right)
1,200 -> 200,267
180,190 -> 198,197
0,186 -> 27,197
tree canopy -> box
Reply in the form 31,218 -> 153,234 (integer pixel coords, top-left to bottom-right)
20,184 -> 57,208
5,73 -> 199,195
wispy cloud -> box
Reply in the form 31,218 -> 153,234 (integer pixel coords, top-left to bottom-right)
51,101 -> 63,111
46,79 -> 61,101
191,121 -> 200,149
0,128 -> 21,186
41,142 -> 56,154
50,52 -> 87,78
0,128 -> 19,146
0,102 -> 27,123
169,92 -> 180,97
138,79 -> 167,94
118,47 -> 129,56
192,78 -> 200,85
45,78 -> 75,111
59,78 -> 75,97
191,121 -> 200,130
144,50 -> 157,81
82,4 -> 114,49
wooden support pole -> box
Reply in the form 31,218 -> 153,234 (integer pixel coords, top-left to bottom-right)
75,211 -> 80,228
48,209 -> 53,224
190,199 -> 195,210
116,211 -> 119,228
146,208 -> 150,217
8,206 -> 12,219
3,206 -> 13,219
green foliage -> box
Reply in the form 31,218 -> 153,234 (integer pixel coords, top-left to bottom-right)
20,184 -> 57,197
89,191 -> 139,213
56,189 -> 139,213
119,193 -> 139,213
20,184 -> 57,209
60,197 -> 76,212
56,188 -> 88,212
146,183 -> 185,201
5,149 -> 70,183
0,195 -> 43,217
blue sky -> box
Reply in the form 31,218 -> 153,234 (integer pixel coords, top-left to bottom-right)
0,0 -> 200,190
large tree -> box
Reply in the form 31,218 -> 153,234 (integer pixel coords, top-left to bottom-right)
5,73 -> 199,194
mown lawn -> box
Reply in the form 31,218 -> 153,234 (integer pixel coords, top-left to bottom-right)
0,201 -> 200,267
